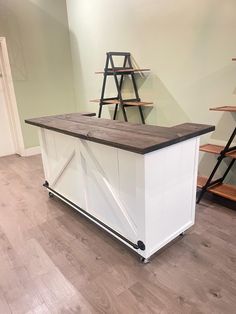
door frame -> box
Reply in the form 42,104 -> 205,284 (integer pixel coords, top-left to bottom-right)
0,37 -> 24,156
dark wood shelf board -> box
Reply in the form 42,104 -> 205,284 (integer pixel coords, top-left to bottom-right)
210,106 -> 236,112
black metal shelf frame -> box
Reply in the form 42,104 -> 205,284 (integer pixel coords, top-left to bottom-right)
98,52 -> 147,124
197,127 -> 236,203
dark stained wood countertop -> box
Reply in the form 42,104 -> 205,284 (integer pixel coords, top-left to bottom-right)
25,112 -> 215,154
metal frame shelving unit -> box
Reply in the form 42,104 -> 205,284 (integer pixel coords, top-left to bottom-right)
197,106 -> 236,203
90,52 -> 153,124
197,110 -> 236,203
197,60 -> 236,203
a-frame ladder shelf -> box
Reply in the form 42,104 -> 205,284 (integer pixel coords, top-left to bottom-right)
92,52 -> 153,124
197,83 -> 236,203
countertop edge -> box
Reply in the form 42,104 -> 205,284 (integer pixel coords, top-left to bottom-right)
25,118 -> 215,154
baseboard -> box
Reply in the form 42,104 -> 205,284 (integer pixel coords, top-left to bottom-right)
21,146 -> 41,157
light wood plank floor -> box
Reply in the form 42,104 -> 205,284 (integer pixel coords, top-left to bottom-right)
0,154 -> 235,314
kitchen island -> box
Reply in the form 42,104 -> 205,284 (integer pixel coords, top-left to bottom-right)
25,113 -> 214,262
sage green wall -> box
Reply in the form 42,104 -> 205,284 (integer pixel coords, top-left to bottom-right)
0,0 -> 76,148
66,0 -> 236,183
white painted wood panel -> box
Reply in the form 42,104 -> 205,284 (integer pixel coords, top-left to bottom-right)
39,129 -> 87,210
39,127 -> 200,260
144,138 -> 199,257
117,149 -> 145,250
79,140 -> 136,240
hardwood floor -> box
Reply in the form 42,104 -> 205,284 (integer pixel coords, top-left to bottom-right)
0,154 -> 235,314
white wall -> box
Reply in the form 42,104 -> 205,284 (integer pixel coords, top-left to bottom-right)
0,0 -> 76,149
66,0 -> 236,182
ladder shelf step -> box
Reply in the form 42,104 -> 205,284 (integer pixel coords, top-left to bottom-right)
200,144 -> 236,159
226,150 -> 236,159
200,144 -> 224,154
210,106 -> 236,112
95,68 -> 150,74
90,99 -> 153,107
197,176 -> 236,201
208,183 -> 236,202
197,176 -> 208,188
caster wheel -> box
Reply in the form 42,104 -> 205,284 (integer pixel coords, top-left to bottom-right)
48,192 -> 54,198
140,257 -> 150,264
180,232 -> 185,237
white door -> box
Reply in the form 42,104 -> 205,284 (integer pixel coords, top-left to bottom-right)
0,70 -> 15,156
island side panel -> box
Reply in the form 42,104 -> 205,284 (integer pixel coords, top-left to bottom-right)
117,149 -> 146,256
144,137 -> 200,258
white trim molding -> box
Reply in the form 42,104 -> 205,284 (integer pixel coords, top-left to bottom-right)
0,37 -> 25,156
22,146 -> 41,157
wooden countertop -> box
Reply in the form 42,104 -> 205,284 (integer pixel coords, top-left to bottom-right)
25,112 -> 215,154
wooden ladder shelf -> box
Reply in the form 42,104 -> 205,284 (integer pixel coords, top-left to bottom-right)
91,52 -> 153,124
197,105 -> 236,203
197,57 -> 236,203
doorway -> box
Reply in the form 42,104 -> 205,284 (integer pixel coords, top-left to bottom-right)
0,63 -> 15,156
0,37 -> 24,157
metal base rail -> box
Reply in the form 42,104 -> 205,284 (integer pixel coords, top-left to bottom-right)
43,181 -> 146,251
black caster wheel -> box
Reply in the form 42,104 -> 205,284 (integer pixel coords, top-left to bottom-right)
48,192 -> 54,198
180,231 -> 185,237
140,257 -> 150,264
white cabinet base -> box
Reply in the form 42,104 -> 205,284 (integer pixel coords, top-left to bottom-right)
39,128 -> 199,260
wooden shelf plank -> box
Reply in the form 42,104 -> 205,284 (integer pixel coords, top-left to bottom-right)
90,99 -> 153,107
125,101 -> 153,106
90,99 -> 118,104
200,144 -> 224,154
197,176 -> 236,201
208,184 -> 236,202
226,150 -> 236,159
200,144 -> 236,159
197,176 -> 208,188
210,106 -> 236,112
95,68 -> 150,74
